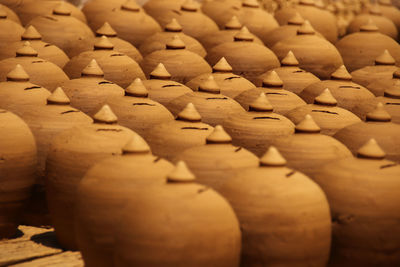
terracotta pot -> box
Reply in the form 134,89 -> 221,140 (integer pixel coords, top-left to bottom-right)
141,63 -> 193,107
299,65 -> 375,110
142,35 -> 211,84
0,42 -> 69,91
0,3 -> 21,24
143,0 -> 185,20
144,102 -> 214,162
351,49 -> 398,87
313,139 -> 400,266
335,102 -> 400,162
46,105 -> 141,250
104,78 -> 174,137
219,146 -> 331,267
335,20 -> 400,72
206,26 -> 280,83
235,70 -> 306,115
85,0 -> 161,47
270,114 -> 352,179
366,68 -> 400,96
0,7 -> 24,46
82,0 -> 124,25
26,2 -> 94,58
255,50 -> 320,94
114,161 -> 242,267
75,136 -> 173,267
274,0 -> 339,43
201,0 -> 242,29
167,75 -> 245,126
223,93 -> 295,156
139,18 -> 206,58
287,88 -> 361,136
0,25 -> 69,68
63,36 -> 145,89
186,57 -> 256,98
378,0 -> 400,32
0,109 -> 36,238
271,20 -> 343,79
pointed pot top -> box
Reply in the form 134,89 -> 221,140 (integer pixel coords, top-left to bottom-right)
242,0 -> 259,8
181,0 -> 199,11
234,26 -> 254,42
81,59 -> 104,77
198,75 -> 220,94
288,12 -> 305,25
167,161 -> 196,183
176,103 -> 202,122
125,78 -> 149,97
360,19 -> 379,32
262,70 -> 283,88
375,49 -> 396,65
213,57 -> 233,73
94,35 -> 114,50
225,16 -> 242,30
297,20 -> 316,35
47,87 -> 70,105
249,93 -> 274,112
314,88 -> 337,106
16,41 -> 38,57
21,25 -> 42,41
166,35 -> 186,49
281,51 -> 299,66
260,146 -> 287,167
165,18 -> 183,32
122,135 -> 151,154
295,114 -> 321,133
331,65 -> 352,81
357,138 -> 386,159
206,125 -> 232,144
6,64 -> 30,82
150,63 -> 172,80
96,22 -> 117,37
366,102 -> 392,122
121,0 -> 140,11
93,104 -> 118,124
53,2 -> 72,16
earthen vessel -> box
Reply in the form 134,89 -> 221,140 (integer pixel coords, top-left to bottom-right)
366,68 -> 400,96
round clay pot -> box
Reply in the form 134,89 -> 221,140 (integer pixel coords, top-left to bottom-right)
235,70 -> 306,115
167,75 -> 245,126
144,102 -> 214,162
201,0 -> 242,29
223,93 -> 295,156
299,65 -> 375,110
351,49 -> 398,87
377,0 -> 400,32
0,109 -> 36,239
141,63 -> 193,107
139,18 -> 206,58
255,50 -> 320,94
75,137 -> 173,267
178,125 -> 259,189
114,161 -> 242,267
26,2 -> 94,58
335,102 -> 400,162
143,0 -> 185,19
313,139 -> 400,266
0,25 -> 69,68
104,78 -> 174,137
206,26 -> 280,83
0,3 -> 21,24
85,0 -> 161,47
142,35 -> 211,84
271,20 -> 343,79
287,88 -> 361,136
219,146 -> 331,267
270,114 -> 352,179
186,57 -> 256,98
274,0 -> 339,43
0,7 -> 24,46
366,68 -> 400,96
81,0 -> 124,25
0,42 -> 69,91
63,36 -> 145,89
335,20 -> 400,72
45,105 -> 141,250
61,59 -> 125,116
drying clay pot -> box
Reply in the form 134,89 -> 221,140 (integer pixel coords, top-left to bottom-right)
82,0 -> 124,25
143,0 -> 185,18
377,0 -> 400,32
201,0 -> 242,29
0,7 -> 24,47
366,68 -> 400,96
0,3 -> 21,23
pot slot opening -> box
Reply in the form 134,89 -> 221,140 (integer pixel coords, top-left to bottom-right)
253,116 -> 280,120
154,157 -> 161,163
266,92 -> 287,96
385,102 -> 400,105
172,9 -> 182,15
235,147 -> 242,152
339,85 -> 360,89
293,70 -> 305,73
110,53 -> 124,57
224,76 -> 240,80
162,84 -> 182,88
96,128 -> 123,132
98,81 -> 113,85
132,103 -> 155,106
206,97 -> 228,100
24,86 -> 41,90
44,44 -> 52,47
380,163 -> 398,169
286,171 -> 295,177
311,109 -> 338,115
61,110 -> 79,114
44,16 -> 57,21
197,187 -> 209,194
181,127 -> 209,130
32,60 -> 44,63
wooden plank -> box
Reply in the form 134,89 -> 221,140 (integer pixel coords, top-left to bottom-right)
9,251 -> 83,267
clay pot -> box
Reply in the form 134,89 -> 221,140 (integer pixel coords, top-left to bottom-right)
60,59 -> 124,116
26,2 -> 94,58
271,20 -> 343,79
206,27 -> 280,83
287,88 -> 361,136
270,114 -> 352,178
0,109 -> 36,238
114,161 -> 242,267
366,68 -> 400,96
104,78 -> 174,137
139,18 -> 206,58
85,0 -> 161,47
144,103 -> 214,162
274,0 -> 339,43
299,65 -> 375,110
378,0 -> 400,32
255,50 -> 320,94
223,93 -> 295,156
351,49 -> 398,87
93,22 -> 143,64
0,64 -> 50,113
167,75 -> 245,126
335,20 -> 400,72
313,139 -> 400,266
46,105 -> 141,250
76,137 -> 173,267
0,42 -> 69,91
143,0 -> 185,19
0,7 -> 24,46
186,57 -> 256,98
201,0 -> 242,29
235,70 -> 306,115
178,126 -> 259,189
0,3 -> 21,24
0,25 -> 69,68
335,102 -> 400,162
141,63 -> 193,107
219,146 -> 331,267
63,36 -> 145,89
142,35 -> 211,84
81,0 -> 124,25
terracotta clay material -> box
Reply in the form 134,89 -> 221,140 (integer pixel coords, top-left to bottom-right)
366,68 -> 400,96
82,0 -> 125,26
377,0 -> 400,32
0,3 -> 20,23
63,36 -> 145,89
313,139 -> 400,266
0,109 -> 36,238
201,0 -> 242,29
143,0 -> 185,19
219,146 -> 331,267
0,7 -> 24,47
